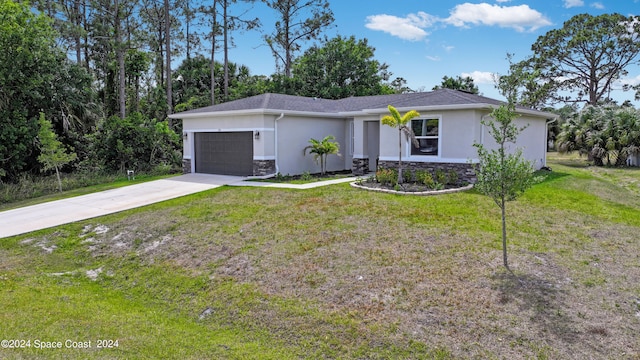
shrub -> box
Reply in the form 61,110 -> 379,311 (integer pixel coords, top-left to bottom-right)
89,113 -> 181,173
447,170 -> 459,185
403,170 -> 414,183
435,169 -> 447,185
414,170 -> 435,188
376,168 -> 398,186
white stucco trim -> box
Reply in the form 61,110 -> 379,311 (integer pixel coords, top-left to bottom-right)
353,154 -> 368,158
185,128 -> 273,133
379,156 -> 473,164
254,156 -> 276,160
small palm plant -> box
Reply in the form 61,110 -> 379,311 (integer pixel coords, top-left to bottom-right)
303,135 -> 340,175
381,105 -> 420,184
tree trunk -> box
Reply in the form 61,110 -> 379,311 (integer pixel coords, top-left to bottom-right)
501,198 -> 509,270
223,0 -> 229,101
397,128 -> 403,184
210,1 -> 217,105
284,16 -> 291,78
82,1 -> 89,71
185,0 -> 191,60
165,0 -> 173,123
115,0 -> 126,119
55,165 -> 62,192
73,0 -> 81,64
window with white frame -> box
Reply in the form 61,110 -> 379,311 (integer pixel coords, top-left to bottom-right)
410,118 -> 439,156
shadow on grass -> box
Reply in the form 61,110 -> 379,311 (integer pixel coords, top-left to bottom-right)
551,160 -> 590,168
535,170 -> 570,184
491,270 -> 578,343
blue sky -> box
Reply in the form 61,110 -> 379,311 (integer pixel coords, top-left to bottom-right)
223,0 -> 640,106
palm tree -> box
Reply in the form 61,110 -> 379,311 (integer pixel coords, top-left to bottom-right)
381,105 -> 420,184
303,135 -> 340,175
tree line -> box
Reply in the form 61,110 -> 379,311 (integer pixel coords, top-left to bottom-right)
1,0 -> 409,183
2,1 -> 640,186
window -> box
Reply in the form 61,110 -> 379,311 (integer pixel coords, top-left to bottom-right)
410,118 -> 439,156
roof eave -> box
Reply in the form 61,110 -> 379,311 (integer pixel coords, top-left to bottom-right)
349,103 -> 495,116
347,103 -> 556,119
168,108 -> 345,119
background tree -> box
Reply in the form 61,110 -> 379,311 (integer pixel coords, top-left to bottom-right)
432,75 -> 479,94
89,0 -> 138,118
263,0 -> 334,78
0,0 -> 87,180
303,135 -> 340,175
36,114 -> 78,192
556,105 -> 640,166
473,104 -> 536,270
388,77 -> 414,94
511,13 -> 640,106
381,105 -> 420,184
89,113 -> 180,173
545,104 -> 578,150
292,35 -> 393,99
173,55 -> 260,110
221,0 -> 260,102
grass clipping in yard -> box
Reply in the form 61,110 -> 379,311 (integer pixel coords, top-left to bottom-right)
2,154 -> 640,358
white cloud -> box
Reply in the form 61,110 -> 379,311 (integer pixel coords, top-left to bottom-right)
617,75 -> 640,87
365,12 -> 436,41
591,2 -> 605,9
426,55 -> 441,61
444,3 -> 552,32
461,71 -> 496,85
564,0 -> 584,8
443,45 -> 455,52
495,0 -> 511,3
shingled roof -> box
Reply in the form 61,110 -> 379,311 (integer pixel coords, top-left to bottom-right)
169,89 -> 549,118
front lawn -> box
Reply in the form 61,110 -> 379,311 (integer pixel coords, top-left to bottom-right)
1,153 -> 639,359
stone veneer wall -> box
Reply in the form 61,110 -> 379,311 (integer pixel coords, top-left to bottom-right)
351,158 -> 370,175
182,159 -> 192,174
253,160 -> 276,176
377,160 -> 477,184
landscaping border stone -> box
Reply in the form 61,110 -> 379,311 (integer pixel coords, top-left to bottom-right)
350,182 -> 474,196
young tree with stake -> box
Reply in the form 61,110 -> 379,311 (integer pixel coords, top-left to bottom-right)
473,103 -> 536,270
37,113 -> 78,192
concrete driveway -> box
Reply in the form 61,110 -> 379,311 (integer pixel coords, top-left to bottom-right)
0,174 -> 244,239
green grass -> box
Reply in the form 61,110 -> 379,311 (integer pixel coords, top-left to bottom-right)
2,153 -> 640,358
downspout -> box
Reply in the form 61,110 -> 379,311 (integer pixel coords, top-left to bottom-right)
275,113 -> 284,174
545,117 -> 558,168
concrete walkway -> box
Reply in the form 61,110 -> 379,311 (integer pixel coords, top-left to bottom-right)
0,173 -> 362,239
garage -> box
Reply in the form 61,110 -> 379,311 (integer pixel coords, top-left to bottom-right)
194,132 -> 253,176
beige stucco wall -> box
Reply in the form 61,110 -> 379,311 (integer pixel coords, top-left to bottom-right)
276,116 -> 350,175
181,114 -> 275,165
479,114 -> 548,169
377,109 -> 548,169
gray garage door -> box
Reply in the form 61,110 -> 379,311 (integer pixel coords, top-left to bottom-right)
195,132 -> 253,176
